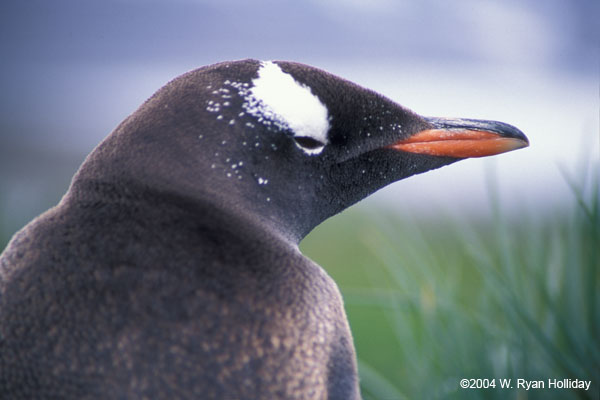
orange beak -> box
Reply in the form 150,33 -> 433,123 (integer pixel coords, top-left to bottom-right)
388,117 -> 529,158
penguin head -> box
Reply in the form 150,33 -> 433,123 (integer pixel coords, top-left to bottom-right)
73,59 -> 528,242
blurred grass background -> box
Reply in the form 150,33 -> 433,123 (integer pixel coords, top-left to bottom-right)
300,164 -> 599,399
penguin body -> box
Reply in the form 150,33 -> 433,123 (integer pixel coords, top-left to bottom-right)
0,60 -> 527,399
1,187 -> 355,399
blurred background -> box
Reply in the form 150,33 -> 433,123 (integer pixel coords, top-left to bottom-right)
1,0 -> 598,398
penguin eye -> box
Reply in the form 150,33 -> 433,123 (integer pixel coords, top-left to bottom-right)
294,136 -> 325,150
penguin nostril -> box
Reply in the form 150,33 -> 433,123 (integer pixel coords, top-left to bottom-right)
294,136 -> 325,150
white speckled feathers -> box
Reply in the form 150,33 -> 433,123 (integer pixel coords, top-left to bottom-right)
204,61 -> 331,155
243,61 -> 330,155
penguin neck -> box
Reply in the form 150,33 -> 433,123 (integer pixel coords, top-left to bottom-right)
201,162 -> 326,244
67,141 -> 319,247
68,173 -> 305,247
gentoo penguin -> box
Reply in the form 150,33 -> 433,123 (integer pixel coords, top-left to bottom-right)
0,59 -> 528,399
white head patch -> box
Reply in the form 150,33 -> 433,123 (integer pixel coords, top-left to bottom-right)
242,61 -> 330,155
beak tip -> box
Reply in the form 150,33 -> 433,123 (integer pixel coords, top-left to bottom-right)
425,116 -> 528,141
